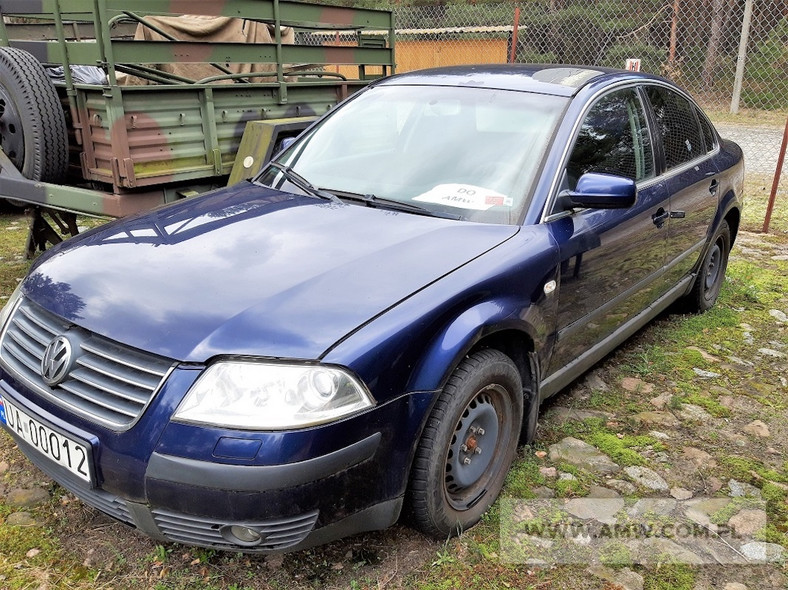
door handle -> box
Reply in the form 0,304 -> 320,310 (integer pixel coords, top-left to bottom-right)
652,207 -> 669,228
709,179 -> 719,195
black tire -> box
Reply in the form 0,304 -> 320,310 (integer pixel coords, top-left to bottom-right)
407,349 -> 524,538
684,220 -> 731,313
0,46 -> 69,184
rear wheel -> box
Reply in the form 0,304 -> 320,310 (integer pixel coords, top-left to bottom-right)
684,220 -> 731,313
0,46 -> 69,186
407,349 -> 523,538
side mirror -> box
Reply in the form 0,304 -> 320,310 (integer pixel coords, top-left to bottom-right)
560,172 -> 636,210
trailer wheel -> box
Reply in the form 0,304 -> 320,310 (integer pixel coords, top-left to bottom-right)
0,47 -> 69,187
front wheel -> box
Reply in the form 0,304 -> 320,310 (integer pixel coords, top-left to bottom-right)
407,349 -> 524,538
684,220 -> 731,313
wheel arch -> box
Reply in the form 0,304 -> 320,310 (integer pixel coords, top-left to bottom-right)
406,300 -> 542,397
723,201 -> 740,246
405,300 -> 544,448
466,329 -> 538,398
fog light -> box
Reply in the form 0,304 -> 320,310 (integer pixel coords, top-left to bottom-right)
220,524 -> 264,546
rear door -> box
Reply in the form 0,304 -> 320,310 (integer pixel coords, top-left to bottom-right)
643,85 -> 719,289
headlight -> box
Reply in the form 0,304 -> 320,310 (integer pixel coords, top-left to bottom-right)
173,361 -> 375,430
0,283 -> 23,333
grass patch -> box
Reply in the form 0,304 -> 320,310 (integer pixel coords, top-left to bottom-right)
619,346 -> 671,377
504,453 -> 545,498
719,456 -> 788,485
0,519 -> 96,589
726,258 -> 788,309
708,109 -> 788,128
598,541 -> 634,568
643,563 -> 695,590
675,391 -> 731,418
741,173 -> 788,234
0,215 -> 32,298
761,482 -> 788,504
585,432 -> 656,467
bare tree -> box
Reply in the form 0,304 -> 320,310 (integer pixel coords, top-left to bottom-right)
701,0 -> 735,90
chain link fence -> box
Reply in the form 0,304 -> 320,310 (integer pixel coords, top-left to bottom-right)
386,1 -> 784,167
386,1 -> 785,108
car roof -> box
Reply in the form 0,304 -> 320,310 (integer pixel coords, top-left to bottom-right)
377,64 -> 661,97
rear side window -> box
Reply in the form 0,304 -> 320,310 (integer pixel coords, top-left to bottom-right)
565,88 -> 654,189
696,108 -> 718,154
645,86 -> 704,170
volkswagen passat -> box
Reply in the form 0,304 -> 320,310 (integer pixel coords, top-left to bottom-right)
0,65 -> 743,552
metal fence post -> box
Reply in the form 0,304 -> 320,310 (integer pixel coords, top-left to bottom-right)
763,117 -> 788,234
509,6 -> 520,64
730,0 -> 754,114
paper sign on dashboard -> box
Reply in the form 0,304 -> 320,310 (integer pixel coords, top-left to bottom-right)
414,184 -> 513,211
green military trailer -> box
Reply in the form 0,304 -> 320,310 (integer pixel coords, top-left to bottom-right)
0,0 -> 394,254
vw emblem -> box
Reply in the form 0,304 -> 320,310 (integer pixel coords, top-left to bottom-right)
41,336 -> 73,387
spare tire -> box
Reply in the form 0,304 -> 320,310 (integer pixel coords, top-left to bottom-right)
0,46 -> 69,183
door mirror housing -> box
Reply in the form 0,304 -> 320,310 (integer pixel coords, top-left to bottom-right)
560,172 -> 637,210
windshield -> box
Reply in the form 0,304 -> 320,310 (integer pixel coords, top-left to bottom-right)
257,84 -> 568,224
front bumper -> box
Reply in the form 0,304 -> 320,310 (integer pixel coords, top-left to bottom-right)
0,376 -> 434,552
11,426 -> 401,552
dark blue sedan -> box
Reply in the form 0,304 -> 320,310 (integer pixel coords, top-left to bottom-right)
0,65 -> 743,551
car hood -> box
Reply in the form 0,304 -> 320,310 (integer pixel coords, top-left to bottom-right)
25,184 -> 519,362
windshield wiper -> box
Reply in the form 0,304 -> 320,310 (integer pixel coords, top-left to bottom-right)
268,162 -> 342,204
325,189 -> 463,220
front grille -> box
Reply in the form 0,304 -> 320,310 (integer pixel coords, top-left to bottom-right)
152,508 -> 320,551
0,298 -> 173,429
21,437 -> 134,525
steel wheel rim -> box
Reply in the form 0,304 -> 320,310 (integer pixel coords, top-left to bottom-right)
444,383 -> 512,511
704,241 -> 722,292
0,87 -> 25,172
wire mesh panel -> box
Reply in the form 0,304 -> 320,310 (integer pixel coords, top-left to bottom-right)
379,1 -> 786,110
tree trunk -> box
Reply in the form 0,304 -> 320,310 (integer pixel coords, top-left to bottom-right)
668,0 -> 680,67
701,0 -> 726,90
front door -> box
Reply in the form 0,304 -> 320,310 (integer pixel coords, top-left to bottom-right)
545,86 -> 669,379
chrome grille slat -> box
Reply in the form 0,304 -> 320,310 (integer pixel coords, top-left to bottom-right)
7,327 -> 45,358
0,298 -> 174,430
81,340 -> 170,378
76,354 -> 161,391
2,339 -> 42,374
14,314 -> 57,345
59,381 -> 140,419
47,384 -> 136,425
68,368 -> 150,404
18,304 -> 63,335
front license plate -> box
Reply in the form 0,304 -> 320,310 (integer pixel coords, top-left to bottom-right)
0,394 -> 92,484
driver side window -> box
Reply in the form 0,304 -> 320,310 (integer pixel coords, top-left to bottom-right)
565,88 -> 654,191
